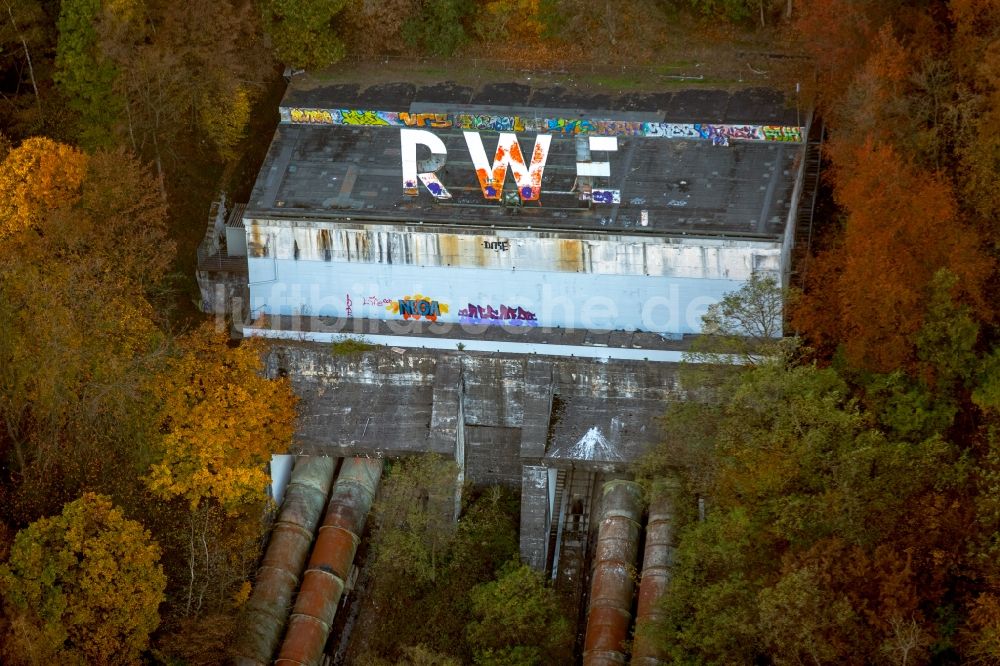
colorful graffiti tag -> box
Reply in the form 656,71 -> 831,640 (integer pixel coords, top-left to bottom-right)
458,303 -> 538,326
386,294 -> 449,322
591,189 -> 621,204
280,107 -> 805,144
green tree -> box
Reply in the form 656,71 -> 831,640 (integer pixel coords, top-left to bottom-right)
466,562 -> 573,666
642,358 -> 969,662
0,493 -> 166,665
402,0 -> 471,56
54,0 -> 120,146
973,348 -> 1000,414
369,454 -> 460,588
359,485 -> 519,662
691,272 -> 788,365
259,0 -> 348,68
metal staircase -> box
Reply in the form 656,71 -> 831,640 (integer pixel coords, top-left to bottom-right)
790,118 -> 826,289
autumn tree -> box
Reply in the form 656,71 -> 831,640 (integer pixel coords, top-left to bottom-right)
0,493 -> 166,665
538,0 -> 662,60
0,135 -> 86,240
949,0 -> 1000,238
142,322 -> 295,619
99,0 -> 272,171
0,137 -> 170,522
686,0 -> 755,23
792,139 -> 991,373
471,0 -> 545,56
51,0 -> 271,166
146,322 -> 296,511
339,0 -> 419,56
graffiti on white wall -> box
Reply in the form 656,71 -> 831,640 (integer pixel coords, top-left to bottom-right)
458,303 -> 539,326
386,294 -> 449,322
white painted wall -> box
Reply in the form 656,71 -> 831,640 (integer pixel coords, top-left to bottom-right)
250,259 -> 747,335
269,454 -> 295,504
246,220 -> 782,336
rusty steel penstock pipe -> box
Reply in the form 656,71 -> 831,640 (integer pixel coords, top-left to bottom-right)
276,456 -> 383,666
632,481 -> 678,666
583,479 -> 643,666
233,456 -> 337,666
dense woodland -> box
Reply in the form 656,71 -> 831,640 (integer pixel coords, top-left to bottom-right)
0,0 -> 998,664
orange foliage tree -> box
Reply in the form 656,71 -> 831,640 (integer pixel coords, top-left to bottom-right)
0,137 -> 171,522
144,322 -> 296,620
0,136 -> 87,240
792,138 -> 991,373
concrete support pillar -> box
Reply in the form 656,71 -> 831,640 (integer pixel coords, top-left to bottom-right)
519,465 -> 551,570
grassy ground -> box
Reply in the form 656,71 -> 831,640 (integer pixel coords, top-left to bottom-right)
304,9 -> 805,95
301,50 -> 805,96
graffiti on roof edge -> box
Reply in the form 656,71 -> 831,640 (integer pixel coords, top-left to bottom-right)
280,107 -> 805,143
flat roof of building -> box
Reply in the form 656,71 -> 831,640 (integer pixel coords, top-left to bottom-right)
247,82 -> 806,239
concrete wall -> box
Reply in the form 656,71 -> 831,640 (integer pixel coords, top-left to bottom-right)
266,345 -> 681,473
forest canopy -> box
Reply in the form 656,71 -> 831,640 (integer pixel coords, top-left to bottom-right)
0,0 -> 998,663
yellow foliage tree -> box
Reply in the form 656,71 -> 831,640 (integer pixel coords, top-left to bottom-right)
200,85 -> 252,162
0,493 -> 166,665
0,136 -> 87,241
146,322 -> 297,511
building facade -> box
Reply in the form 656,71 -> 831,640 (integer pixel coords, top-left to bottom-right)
221,83 -> 807,349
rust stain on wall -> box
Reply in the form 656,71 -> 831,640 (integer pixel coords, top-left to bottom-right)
438,234 -> 459,267
249,223 -> 264,257
558,238 -> 584,272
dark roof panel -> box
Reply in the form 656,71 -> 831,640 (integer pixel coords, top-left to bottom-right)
249,82 -> 806,239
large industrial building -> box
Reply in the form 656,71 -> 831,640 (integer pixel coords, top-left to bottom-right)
201,81 -> 808,356
204,78 -> 818,664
